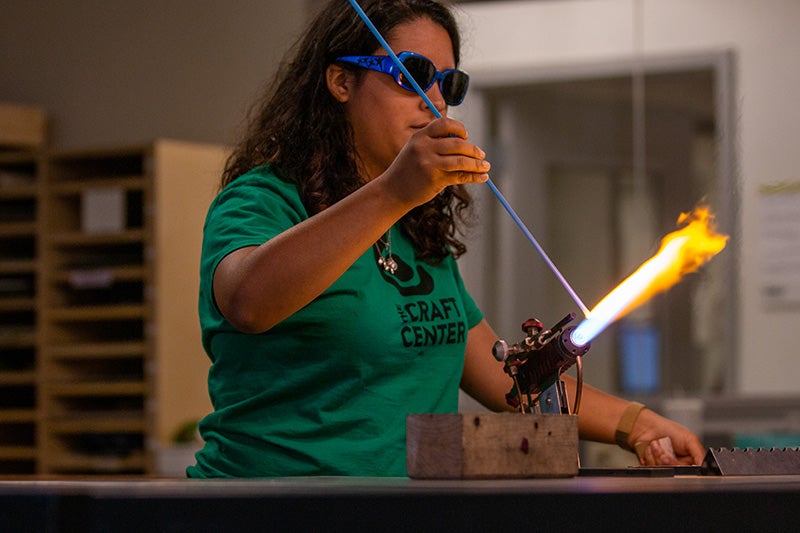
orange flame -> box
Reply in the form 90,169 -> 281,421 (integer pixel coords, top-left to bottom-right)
571,205 -> 728,346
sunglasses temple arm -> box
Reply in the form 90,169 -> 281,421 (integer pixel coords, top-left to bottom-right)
347,0 -> 589,316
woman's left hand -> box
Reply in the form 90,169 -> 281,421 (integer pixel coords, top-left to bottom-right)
629,409 -> 706,466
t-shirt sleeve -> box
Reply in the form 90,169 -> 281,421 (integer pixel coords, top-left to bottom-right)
201,172 -> 307,284
198,171 -> 308,331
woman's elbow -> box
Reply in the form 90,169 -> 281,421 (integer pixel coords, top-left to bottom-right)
218,290 -> 276,334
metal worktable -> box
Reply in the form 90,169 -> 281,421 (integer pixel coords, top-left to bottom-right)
3,474 -> 800,532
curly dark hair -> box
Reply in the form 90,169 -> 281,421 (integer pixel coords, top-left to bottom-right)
221,0 -> 473,262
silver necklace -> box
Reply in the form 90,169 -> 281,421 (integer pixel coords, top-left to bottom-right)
375,230 -> 398,274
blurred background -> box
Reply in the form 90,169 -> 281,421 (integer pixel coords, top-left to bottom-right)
1,0 -> 798,473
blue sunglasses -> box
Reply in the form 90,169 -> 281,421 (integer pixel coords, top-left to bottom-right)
335,51 -> 470,106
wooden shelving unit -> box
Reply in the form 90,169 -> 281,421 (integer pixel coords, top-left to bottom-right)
0,128 -> 225,475
0,104 -> 45,474
1,102 -> 223,476
34,140 -> 225,475
0,149 -> 42,474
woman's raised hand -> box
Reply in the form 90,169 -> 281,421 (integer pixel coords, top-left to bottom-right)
381,117 -> 490,208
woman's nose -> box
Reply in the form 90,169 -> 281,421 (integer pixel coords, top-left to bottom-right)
422,82 -> 447,116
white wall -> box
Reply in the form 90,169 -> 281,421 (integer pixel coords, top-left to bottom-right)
456,0 -> 800,395
0,1 -> 307,149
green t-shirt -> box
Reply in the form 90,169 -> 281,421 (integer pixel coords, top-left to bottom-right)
187,166 -> 483,477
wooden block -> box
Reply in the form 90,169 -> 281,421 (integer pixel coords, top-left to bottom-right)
407,413 -> 579,479
0,103 -> 47,148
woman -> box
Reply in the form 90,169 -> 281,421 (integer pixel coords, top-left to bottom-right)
187,0 -> 705,478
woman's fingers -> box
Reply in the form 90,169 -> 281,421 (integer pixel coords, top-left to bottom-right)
635,437 -> 680,465
381,117 -> 491,207
425,116 -> 469,140
420,120 -> 490,176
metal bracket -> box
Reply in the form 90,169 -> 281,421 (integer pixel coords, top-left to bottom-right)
702,447 -> 800,475
538,380 -> 570,415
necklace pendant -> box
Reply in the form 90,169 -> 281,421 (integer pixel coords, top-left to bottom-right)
383,255 -> 398,274
375,230 -> 397,274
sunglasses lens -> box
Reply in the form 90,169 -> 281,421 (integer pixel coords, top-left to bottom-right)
441,70 -> 469,105
396,54 -> 470,106
399,56 -> 436,92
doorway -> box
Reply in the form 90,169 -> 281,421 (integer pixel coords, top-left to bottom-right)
457,51 -> 738,399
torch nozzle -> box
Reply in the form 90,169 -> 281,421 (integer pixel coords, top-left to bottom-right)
569,325 -> 592,348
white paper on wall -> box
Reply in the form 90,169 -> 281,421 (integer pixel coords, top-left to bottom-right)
760,182 -> 800,308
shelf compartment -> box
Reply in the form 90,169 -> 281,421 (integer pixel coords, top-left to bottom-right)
0,328 -> 36,349
0,384 -> 35,409
44,429 -> 147,475
44,388 -> 145,419
0,270 -> 35,297
0,348 -> 36,377
44,319 -> 143,346
0,153 -> 39,191
43,450 -> 147,475
46,188 -> 144,236
46,355 -> 143,383
49,340 -> 146,359
0,196 -> 36,225
0,421 -> 35,446
0,444 -> 36,470
48,278 -> 143,310
43,413 -> 146,476
47,150 -> 144,183
0,236 -> 35,262
47,242 -> 144,275
52,265 -> 145,285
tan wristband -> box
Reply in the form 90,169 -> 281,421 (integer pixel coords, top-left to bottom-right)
615,402 -> 646,452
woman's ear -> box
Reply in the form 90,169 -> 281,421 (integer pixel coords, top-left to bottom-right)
326,64 -> 353,103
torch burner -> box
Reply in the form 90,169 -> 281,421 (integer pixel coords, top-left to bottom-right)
494,313 -> 590,414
